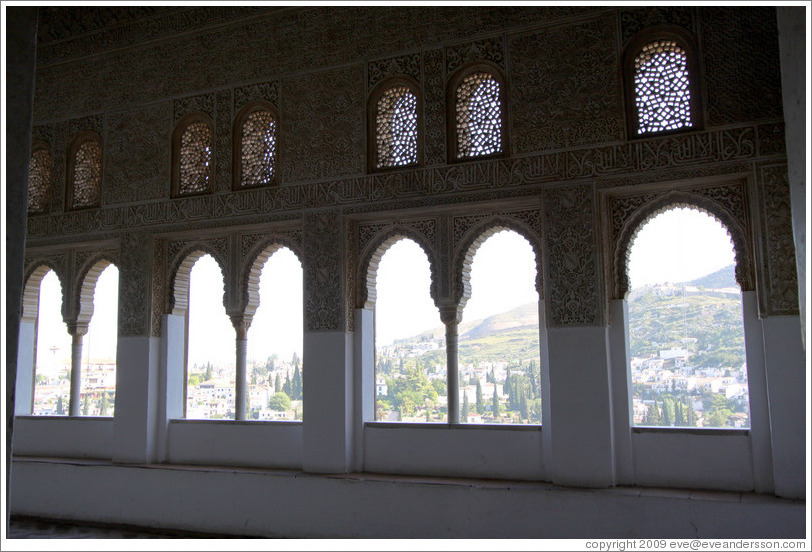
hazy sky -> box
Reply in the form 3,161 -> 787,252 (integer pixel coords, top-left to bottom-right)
33,208 -> 735,366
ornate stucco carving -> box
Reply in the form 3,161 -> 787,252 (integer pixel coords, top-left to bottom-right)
446,36 -> 505,74
106,104 -> 171,205
701,7 -> 783,127
758,164 -> 799,315
303,211 -> 344,332
281,66 -> 364,183
118,232 -> 152,336
543,185 -> 599,326
509,13 -> 623,154
368,54 -> 422,91
234,80 -> 279,112
619,6 -> 694,46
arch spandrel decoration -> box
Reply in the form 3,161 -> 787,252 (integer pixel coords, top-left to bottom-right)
452,215 -> 544,317
167,242 -> 229,317
610,185 -> 754,301
357,224 -> 439,310
239,233 -> 305,319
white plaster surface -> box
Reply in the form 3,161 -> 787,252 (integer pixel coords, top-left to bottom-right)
12,417 -> 114,459
9,459 -> 805,538
14,321 -> 36,415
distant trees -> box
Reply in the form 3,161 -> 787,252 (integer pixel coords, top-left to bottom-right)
268,392 -> 291,411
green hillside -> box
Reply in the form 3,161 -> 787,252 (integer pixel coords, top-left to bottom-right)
392,266 -> 744,369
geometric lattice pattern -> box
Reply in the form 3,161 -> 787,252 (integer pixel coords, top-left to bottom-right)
72,140 -> 102,208
179,122 -> 212,195
634,40 -> 693,134
28,149 -> 52,214
240,111 -> 277,187
455,72 -> 502,158
376,86 -> 418,168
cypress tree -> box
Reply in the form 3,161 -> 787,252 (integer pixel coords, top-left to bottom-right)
292,364 -> 302,400
528,361 -> 538,399
274,373 -> 281,392
461,393 -> 469,422
662,398 -> 672,426
56,396 -> 64,415
205,363 -> 212,381
492,388 -> 500,419
283,372 -> 292,396
82,395 -> 90,416
100,392 -> 108,416
475,379 -> 484,414
519,386 -> 529,420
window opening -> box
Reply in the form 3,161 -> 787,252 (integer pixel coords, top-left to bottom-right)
374,239 -> 444,422
459,230 -> 540,424
633,40 -> 692,134
81,264 -> 119,417
32,270 -> 71,416
246,248 -> 304,421
178,122 -> 212,195
240,110 -> 277,188
627,207 -> 749,428
456,72 -> 502,158
28,149 -> 52,214
185,255 -> 235,419
71,140 -> 102,208
376,86 -> 418,168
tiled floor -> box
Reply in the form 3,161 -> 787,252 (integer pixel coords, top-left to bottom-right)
6,516 -> 241,539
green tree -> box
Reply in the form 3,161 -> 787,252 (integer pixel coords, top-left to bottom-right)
268,392 -> 291,411
674,400 -> 684,426
519,386 -> 528,420
56,396 -> 64,415
475,379 -> 484,414
292,364 -> 303,400
461,393 -> 469,422
274,373 -> 281,393
204,363 -> 212,381
504,369 -> 513,408
492,388 -> 500,419
82,395 -> 90,416
662,398 -> 674,426
188,375 -> 200,388
527,360 -> 538,399
283,372 -> 292,396
687,403 -> 696,426
99,392 -> 108,416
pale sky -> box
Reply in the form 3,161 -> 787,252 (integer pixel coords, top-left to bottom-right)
32,208 -> 735,366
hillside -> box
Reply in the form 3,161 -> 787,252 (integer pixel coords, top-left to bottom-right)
389,265 -> 743,368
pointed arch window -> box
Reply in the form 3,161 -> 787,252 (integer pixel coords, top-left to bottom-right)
625,29 -> 702,137
234,102 -> 278,189
449,64 -> 506,161
625,207 -> 750,429
369,78 -> 421,171
67,132 -> 102,210
172,113 -> 214,197
28,143 -> 52,214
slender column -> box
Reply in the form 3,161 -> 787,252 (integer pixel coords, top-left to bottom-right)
68,324 -> 88,416
230,315 -> 252,421
440,306 -> 460,424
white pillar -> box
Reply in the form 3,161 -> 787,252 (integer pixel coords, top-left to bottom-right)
762,315 -> 806,499
608,299 -> 634,485
740,291 -> 774,493
235,339 -> 247,421
68,330 -> 86,416
352,308 -> 374,471
445,319 -> 460,424
112,336 -> 160,463
302,330 -> 353,473
157,314 -> 185,462
14,321 -> 36,415
547,325 -> 615,487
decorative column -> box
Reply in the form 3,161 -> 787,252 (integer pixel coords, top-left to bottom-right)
230,314 -> 252,421
440,305 -> 460,424
67,322 -> 88,416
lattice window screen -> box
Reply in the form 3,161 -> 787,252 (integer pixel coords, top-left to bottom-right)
455,72 -> 502,158
179,122 -> 212,195
376,86 -> 418,168
634,40 -> 692,134
72,141 -> 102,208
240,111 -> 277,187
28,149 -> 52,214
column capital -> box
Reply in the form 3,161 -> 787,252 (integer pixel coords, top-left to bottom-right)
66,321 -> 89,338
229,313 -> 253,341
437,303 -> 461,326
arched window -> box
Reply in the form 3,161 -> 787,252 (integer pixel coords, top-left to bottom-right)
368,79 -> 421,171
459,229 -> 540,424
66,132 -> 102,210
627,207 -> 749,429
373,238 -> 442,422
184,254 -> 234,419
448,64 -> 506,161
28,143 -> 52,214
80,263 -> 119,417
246,247 -> 303,421
624,29 -> 702,136
30,269 -> 71,416
234,102 -> 278,189
172,114 -> 214,197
